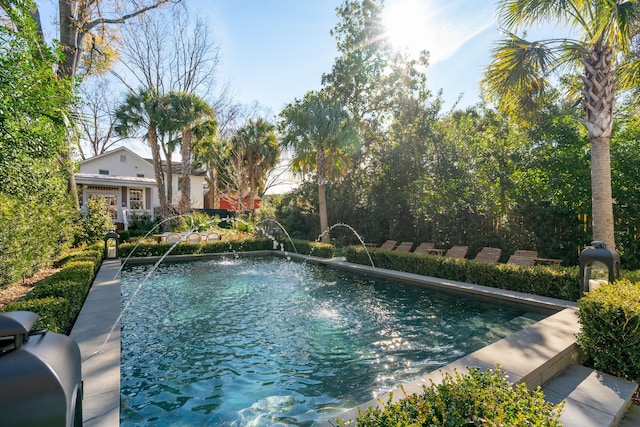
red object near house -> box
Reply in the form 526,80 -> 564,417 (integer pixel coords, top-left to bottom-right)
219,196 -> 261,210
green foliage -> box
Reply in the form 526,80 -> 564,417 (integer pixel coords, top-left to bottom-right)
78,196 -> 114,244
280,239 -> 335,258
338,367 -> 563,426
118,238 -> 336,259
0,0 -> 74,194
2,247 -> 103,335
0,6 -> 77,285
119,238 -> 274,258
577,280 -> 640,381
344,246 -> 581,301
4,297 -> 74,334
127,212 -> 158,237
0,190 -> 76,288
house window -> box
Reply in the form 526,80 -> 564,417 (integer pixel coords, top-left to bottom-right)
120,154 -> 127,162
99,169 -> 109,175
136,173 -> 145,178
129,188 -> 144,210
177,177 -> 182,191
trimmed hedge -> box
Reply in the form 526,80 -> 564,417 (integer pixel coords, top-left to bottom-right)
119,238 -> 335,259
338,367 -> 563,426
344,246 -> 581,301
577,279 -> 640,381
280,238 -> 335,258
2,246 -> 103,334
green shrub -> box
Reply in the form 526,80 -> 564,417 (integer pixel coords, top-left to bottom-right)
118,238 -> 336,258
127,211 -> 158,236
338,367 -> 563,426
46,261 -> 95,287
78,196 -> 113,243
29,280 -> 89,308
577,279 -> 640,381
281,239 -> 335,258
58,249 -> 103,272
2,246 -> 104,335
117,230 -> 131,242
4,296 -> 74,334
344,246 -> 581,301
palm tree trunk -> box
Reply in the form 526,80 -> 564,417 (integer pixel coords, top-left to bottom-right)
582,45 -> 616,248
317,149 -> 330,243
590,136 -> 615,248
148,126 -> 168,220
179,129 -> 192,214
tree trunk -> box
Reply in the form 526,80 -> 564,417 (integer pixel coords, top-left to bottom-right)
179,129 -> 192,213
148,126 -> 168,220
590,136 -> 615,248
317,149 -> 330,243
582,45 -> 616,248
57,0 -> 83,80
160,138 -> 173,210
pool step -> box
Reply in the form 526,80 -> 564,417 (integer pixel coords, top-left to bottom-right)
542,364 -> 637,427
483,312 -> 547,342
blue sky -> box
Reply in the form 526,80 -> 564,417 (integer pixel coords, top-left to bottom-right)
191,0 -> 500,115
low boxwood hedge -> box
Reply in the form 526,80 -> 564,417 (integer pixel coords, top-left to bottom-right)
577,279 -> 640,381
2,245 -> 104,335
344,246 -> 581,301
337,367 -> 563,426
119,238 -> 335,259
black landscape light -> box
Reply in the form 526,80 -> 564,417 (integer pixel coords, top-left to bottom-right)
104,230 -> 120,259
579,241 -> 621,294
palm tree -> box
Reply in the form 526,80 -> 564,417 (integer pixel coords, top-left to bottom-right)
115,88 -> 170,220
482,0 -> 640,249
165,91 -> 215,214
279,90 -> 360,243
232,119 -> 280,210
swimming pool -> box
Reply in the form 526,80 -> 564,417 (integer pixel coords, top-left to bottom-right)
120,257 -> 545,426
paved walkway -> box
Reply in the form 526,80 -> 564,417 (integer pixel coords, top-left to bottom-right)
70,259 -> 121,427
70,254 -> 638,427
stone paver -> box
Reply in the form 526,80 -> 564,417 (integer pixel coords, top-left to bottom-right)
70,259 -> 121,427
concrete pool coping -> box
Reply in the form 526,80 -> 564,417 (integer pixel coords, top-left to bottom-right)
70,252 -> 636,426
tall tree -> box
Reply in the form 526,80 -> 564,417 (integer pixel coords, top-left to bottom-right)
1,0 -> 178,210
77,75 -> 125,159
482,0 -> 640,249
114,88 -> 170,219
231,119 -> 280,210
279,90 -> 360,243
165,91 -> 216,213
117,8 -> 227,208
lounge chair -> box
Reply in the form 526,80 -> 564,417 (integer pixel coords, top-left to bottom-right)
507,250 -> 538,267
414,242 -> 446,255
379,240 -> 397,250
445,245 -> 469,259
206,232 -> 221,241
473,247 -> 502,264
394,242 -> 414,252
165,233 -> 181,243
413,242 -> 435,254
186,232 -> 202,242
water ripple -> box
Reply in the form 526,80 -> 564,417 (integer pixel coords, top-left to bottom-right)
121,257 -> 538,426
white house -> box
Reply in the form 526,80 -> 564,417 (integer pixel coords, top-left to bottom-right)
75,146 -> 206,229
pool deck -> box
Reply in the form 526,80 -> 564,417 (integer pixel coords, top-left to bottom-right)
70,253 -> 638,426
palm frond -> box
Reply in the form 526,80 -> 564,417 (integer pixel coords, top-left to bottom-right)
617,52 -> 640,92
498,0 -> 580,30
481,32 -> 558,113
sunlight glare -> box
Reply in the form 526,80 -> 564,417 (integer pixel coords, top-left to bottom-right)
382,0 -> 433,58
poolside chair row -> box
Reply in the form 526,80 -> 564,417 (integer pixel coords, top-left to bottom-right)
377,241 -> 558,266
156,232 -> 223,243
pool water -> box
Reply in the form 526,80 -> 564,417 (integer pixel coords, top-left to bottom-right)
120,257 -> 542,426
